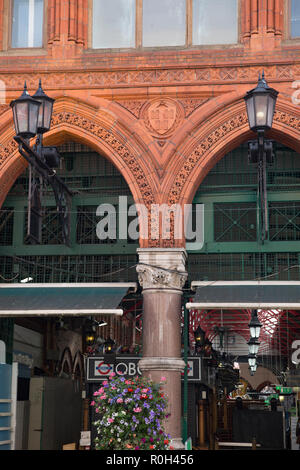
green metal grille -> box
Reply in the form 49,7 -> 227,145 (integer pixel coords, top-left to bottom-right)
269,202 -> 300,241
0,208 -> 14,246
5,255 -> 137,283
76,205 -> 118,245
196,143 -> 300,194
214,203 -> 257,242
24,206 -> 64,245
9,142 -> 131,196
188,252 -> 300,282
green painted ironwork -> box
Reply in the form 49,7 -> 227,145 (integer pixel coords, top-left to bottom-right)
0,142 -> 138,284
189,142 -> 300,281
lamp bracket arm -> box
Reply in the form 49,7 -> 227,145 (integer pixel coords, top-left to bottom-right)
14,136 -> 73,196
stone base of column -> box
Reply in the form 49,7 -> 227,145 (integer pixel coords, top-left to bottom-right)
170,438 -> 185,450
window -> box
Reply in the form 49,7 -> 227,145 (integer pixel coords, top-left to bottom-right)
11,0 -> 44,48
290,0 -> 300,38
92,0 -> 136,49
142,0 -> 186,47
192,0 -> 238,45
92,0 -> 239,49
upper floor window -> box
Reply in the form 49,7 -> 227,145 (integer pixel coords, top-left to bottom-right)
142,0 -> 186,47
290,0 -> 300,38
92,0 -> 239,49
193,0 -> 238,45
11,0 -> 44,48
92,0 -> 136,49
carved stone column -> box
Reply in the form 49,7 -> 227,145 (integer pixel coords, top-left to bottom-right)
136,248 -> 187,450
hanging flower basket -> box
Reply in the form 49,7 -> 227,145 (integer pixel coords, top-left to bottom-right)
91,373 -> 173,450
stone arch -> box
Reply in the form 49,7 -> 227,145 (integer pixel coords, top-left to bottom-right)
72,350 -> 84,382
164,94 -> 300,247
60,347 -> 73,378
0,98 -> 160,247
167,95 -> 300,207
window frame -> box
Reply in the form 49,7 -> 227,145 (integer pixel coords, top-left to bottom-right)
286,0 -> 300,41
88,0 -> 241,52
1,0 -> 47,55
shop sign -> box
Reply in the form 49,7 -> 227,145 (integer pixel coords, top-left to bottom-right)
86,356 -> 201,382
275,386 -> 293,395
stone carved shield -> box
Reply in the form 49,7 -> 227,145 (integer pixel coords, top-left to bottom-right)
142,98 -> 183,138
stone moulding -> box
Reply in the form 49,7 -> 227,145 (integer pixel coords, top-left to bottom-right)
138,357 -> 186,373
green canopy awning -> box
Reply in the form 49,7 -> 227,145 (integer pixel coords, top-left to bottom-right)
0,283 -> 137,317
186,281 -> 300,310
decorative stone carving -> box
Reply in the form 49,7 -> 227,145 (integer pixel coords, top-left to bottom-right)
141,98 -> 184,138
49,111 -> 155,212
168,112 -> 249,206
136,248 -> 187,290
137,264 -> 187,290
115,100 -> 146,119
180,98 -> 210,117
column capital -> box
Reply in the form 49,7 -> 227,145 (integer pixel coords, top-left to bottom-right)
136,248 -> 187,291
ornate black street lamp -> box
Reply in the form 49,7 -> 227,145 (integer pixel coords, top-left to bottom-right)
33,79 -> 54,135
10,81 -> 72,245
248,309 -> 262,340
10,82 -> 41,140
244,72 -> 279,243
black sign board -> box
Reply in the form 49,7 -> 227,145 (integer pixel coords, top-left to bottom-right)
86,356 -> 201,382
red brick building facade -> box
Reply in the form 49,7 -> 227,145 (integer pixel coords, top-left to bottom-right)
1,1 -> 300,449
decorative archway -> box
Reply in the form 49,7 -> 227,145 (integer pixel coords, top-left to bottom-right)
0,97 -> 160,247
167,95 -> 300,212
59,347 -> 73,378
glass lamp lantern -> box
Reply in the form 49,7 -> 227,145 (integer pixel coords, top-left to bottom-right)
10,82 -> 41,140
104,337 -> 115,354
194,326 -> 205,347
248,337 -> 260,355
248,310 -> 262,340
248,354 -> 257,368
32,80 -> 54,134
244,72 -> 278,132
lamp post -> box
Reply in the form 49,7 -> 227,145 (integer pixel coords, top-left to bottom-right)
10,81 -> 72,245
244,72 -> 279,243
